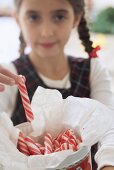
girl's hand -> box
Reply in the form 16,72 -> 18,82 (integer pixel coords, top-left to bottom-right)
0,65 -> 19,92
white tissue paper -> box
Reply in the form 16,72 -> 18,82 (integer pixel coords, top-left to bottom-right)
0,112 -> 28,170
0,86 -> 114,170
31,87 -> 114,147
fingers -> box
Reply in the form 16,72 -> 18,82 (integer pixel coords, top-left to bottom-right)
0,66 -> 25,93
0,73 -> 15,85
0,65 -> 19,84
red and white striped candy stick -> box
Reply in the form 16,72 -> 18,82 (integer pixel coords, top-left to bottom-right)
25,136 -> 42,155
18,75 -> 34,122
60,143 -> 68,151
35,142 -> 45,154
44,133 -> 54,154
53,139 -> 60,150
17,131 -> 30,156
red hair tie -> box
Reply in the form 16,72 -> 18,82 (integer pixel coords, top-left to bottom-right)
89,46 -> 101,58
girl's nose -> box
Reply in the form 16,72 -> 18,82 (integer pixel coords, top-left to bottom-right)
40,22 -> 54,38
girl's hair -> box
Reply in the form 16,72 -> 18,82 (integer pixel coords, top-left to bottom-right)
14,0 -> 93,56
14,0 -> 25,56
19,32 -> 26,56
68,0 -> 93,54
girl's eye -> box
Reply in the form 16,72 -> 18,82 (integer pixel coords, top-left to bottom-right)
28,14 -> 39,22
53,14 -> 66,22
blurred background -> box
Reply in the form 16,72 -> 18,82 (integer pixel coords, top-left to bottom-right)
0,0 -> 114,90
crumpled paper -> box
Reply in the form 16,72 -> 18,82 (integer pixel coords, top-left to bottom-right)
31,87 -> 114,147
0,86 -> 114,170
0,112 -> 28,170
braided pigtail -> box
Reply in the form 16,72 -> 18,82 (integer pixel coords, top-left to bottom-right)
19,32 -> 26,56
78,13 -> 100,58
78,13 -> 93,54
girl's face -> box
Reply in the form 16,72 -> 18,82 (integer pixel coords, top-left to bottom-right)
16,0 -> 81,58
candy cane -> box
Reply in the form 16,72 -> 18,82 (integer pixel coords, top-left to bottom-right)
53,139 -> 60,150
17,132 -> 30,156
44,133 -> 54,154
35,142 -> 45,154
18,75 -> 34,122
60,143 -> 68,151
25,136 -> 42,155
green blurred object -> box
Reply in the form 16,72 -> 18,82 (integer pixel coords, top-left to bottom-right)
90,7 -> 114,34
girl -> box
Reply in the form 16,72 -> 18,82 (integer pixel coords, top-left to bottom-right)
0,0 -> 114,169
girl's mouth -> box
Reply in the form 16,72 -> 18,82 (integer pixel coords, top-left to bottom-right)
39,42 -> 57,48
